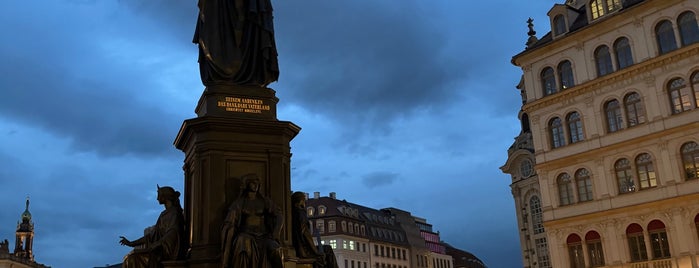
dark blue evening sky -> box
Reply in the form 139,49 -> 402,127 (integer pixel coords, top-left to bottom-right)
0,1 -> 559,267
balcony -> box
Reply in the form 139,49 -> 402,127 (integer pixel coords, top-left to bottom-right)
629,259 -> 672,268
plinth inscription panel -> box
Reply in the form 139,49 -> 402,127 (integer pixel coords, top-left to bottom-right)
217,97 -> 272,115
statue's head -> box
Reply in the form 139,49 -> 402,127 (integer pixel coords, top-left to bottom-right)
241,174 -> 261,193
156,185 -> 181,205
291,191 -> 306,208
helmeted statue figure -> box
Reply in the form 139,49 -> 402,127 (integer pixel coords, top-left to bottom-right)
220,174 -> 283,268
193,0 -> 279,87
119,186 -> 188,268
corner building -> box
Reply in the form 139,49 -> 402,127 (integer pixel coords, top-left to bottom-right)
503,0 -> 699,267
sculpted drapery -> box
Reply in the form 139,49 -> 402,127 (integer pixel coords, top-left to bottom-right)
194,0 -> 279,87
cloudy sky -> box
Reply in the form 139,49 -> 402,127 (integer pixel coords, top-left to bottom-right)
0,1 -> 559,267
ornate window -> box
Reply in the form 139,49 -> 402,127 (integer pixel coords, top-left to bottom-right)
554,15 -> 567,36
614,37 -> 634,69
595,45 -> 614,76
605,99 -> 624,132
682,142 -> 699,180
627,224 -> 648,262
669,78 -> 692,114
567,112 -> 584,143
542,67 -> 557,96
567,234 -> 585,268
558,60 -> 575,90
530,196 -> 544,234
636,153 -> 657,189
558,173 -> 574,206
615,158 -> 635,194
648,220 -> 671,259
624,92 -> 646,127
678,11 -> 699,46
656,20 -> 678,54
535,238 -> 552,268
586,231 -> 605,267
550,117 -> 566,148
576,169 -> 593,202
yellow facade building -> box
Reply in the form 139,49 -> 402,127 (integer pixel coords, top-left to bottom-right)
503,0 -> 699,267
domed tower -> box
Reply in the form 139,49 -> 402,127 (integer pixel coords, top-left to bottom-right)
14,197 -> 34,261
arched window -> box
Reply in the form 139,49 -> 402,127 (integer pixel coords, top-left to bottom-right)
566,234 -> 585,268
695,214 -> 699,242
550,117 -> 566,148
624,92 -> 646,127
554,15 -> 567,36
614,37 -> 634,69
595,45 -> 614,76
567,112 -> 584,143
542,67 -> 557,96
576,169 -> 593,202
307,207 -> 315,217
668,78 -> 692,114
656,20 -> 678,54
648,220 -> 671,259
605,99 -> 623,132
636,153 -> 657,190
692,72 -> 699,109
682,142 -> 699,180
586,231 -> 605,267
530,196 -> 544,234
319,205 -> 327,215
558,173 -> 574,206
558,60 -> 575,89
678,11 -> 699,46
615,158 -> 635,194
627,224 -> 648,262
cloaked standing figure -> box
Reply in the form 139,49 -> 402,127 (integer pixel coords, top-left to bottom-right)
291,191 -> 324,266
220,174 -> 283,268
194,0 -> 279,87
119,186 -> 188,268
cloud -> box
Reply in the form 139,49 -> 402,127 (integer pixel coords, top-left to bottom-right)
362,171 -> 400,188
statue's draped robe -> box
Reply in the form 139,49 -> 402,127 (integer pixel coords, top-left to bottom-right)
220,195 -> 283,268
291,206 -> 322,259
123,207 -> 186,268
194,0 -> 279,87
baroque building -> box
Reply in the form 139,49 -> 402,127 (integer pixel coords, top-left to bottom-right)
0,198 -> 50,268
304,192 -> 485,268
502,0 -> 699,267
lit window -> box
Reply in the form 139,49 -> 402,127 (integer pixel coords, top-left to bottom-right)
558,173 -> 574,206
678,11 -> 699,46
566,234 -> 585,268
669,78 -> 693,114
319,205 -> 326,215
590,0 -> 604,20
636,153 -> 657,189
614,37 -> 634,69
349,240 -> 355,250
682,142 -> 699,180
329,239 -> 337,249
307,207 -> 314,217
656,20 -> 678,55
595,45 -> 613,76
575,169 -> 593,202
624,92 -> 646,127
615,158 -> 635,194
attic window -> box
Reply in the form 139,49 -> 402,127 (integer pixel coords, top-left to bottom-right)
591,0 -> 622,20
553,15 -> 567,36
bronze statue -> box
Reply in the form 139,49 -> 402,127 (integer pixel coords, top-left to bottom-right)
220,174 -> 283,268
290,192 -> 323,262
193,0 -> 279,87
119,186 -> 187,268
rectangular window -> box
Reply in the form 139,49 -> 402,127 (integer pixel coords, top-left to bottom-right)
628,234 -> 648,262
349,241 -> 355,251
568,244 -> 585,268
650,231 -> 671,259
374,245 -> 379,256
329,239 -> 337,249
587,240 -> 605,267
343,240 -> 348,249
316,221 -> 325,234
535,238 -> 551,268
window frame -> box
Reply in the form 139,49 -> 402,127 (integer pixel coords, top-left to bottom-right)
635,153 -> 658,190
575,168 -> 593,202
550,117 -> 566,148
668,77 -> 693,114
681,142 -> 699,180
656,20 -> 678,55
605,99 -> 624,133
678,11 -> 699,46
615,158 -> 636,194
558,60 -> 575,90
558,173 -> 575,206
624,92 -> 646,127
595,45 -> 614,77
542,67 -> 558,96
614,37 -> 634,69
567,112 -> 584,144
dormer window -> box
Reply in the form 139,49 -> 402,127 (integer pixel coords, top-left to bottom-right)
553,15 -> 567,36
590,0 -> 622,20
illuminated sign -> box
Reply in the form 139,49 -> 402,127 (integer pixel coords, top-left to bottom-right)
217,97 -> 271,114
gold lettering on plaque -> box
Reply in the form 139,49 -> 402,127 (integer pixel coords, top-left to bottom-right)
217,97 -> 271,114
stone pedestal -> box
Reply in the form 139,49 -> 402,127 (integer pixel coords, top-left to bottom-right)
173,85 -> 300,268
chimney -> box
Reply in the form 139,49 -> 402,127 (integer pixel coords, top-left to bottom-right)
304,192 -> 309,200
329,192 -> 336,199
313,192 -> 320,199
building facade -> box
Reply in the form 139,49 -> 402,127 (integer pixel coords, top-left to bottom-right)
0,198 -> 50,268
503,0 -> 699,267
305,192 -> 484,268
